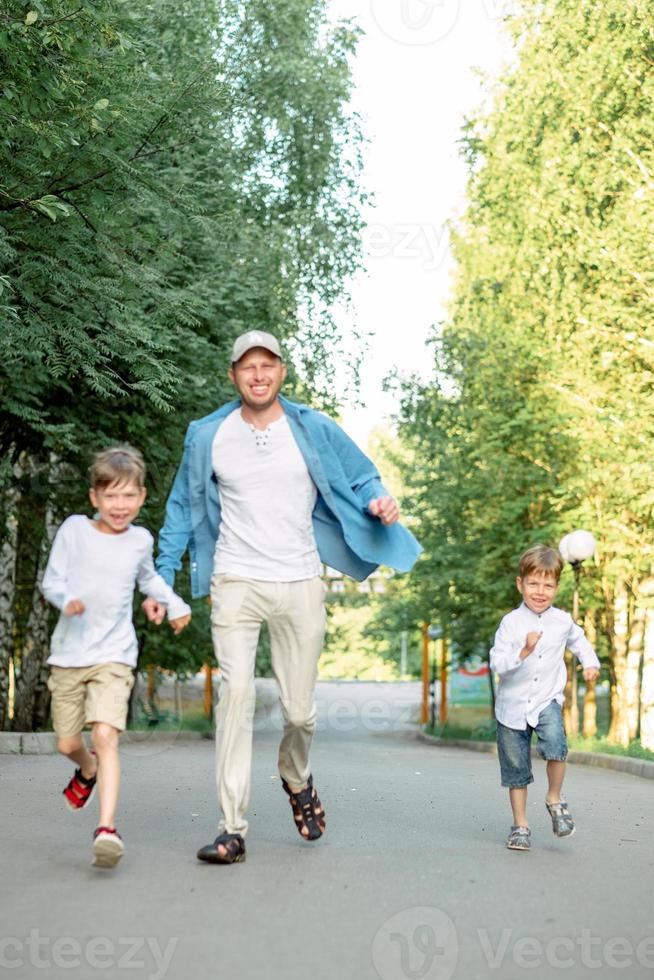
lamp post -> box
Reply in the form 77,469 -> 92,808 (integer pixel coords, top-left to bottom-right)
421,623 -> 430,724
427,625 -> 444,728
559,530 -> 596,735
422,624 -> 444,727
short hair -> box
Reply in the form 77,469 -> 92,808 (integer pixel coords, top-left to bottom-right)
89,445 -> 146,490
518,544 -> 564,582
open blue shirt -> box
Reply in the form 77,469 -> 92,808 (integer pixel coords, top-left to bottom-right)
156,396 -> 422,597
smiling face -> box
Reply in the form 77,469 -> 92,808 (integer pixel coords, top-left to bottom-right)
228,346 -> 287,412
516,571 -> 559,614
89,480 -> 146,534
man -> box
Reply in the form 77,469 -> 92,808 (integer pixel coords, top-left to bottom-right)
144,330 -> 422,864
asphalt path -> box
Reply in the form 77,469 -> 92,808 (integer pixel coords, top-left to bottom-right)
1,681 -> 653,980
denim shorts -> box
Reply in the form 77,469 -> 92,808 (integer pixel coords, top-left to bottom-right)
496,700 -> 568,788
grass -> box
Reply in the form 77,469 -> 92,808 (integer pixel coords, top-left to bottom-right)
566,734 -> 654,762
127,700 -> 213,733
425,703 -> 654,762
427,704 -> 497,742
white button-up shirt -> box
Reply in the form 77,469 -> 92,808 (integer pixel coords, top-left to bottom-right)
490,603 -> 600,730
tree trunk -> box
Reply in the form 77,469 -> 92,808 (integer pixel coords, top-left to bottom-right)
607,582 -> 632,746
641,608 -> 654,751
563,651 -> 577,735
582,609 -> 598,738
625,600 -> 645,742
0,478 -> 20,731
12,496 -> 57,732
203,663 -> 213,719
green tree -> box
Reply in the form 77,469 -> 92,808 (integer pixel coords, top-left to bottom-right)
394,0 -> 654,744
1,0 -> 364,729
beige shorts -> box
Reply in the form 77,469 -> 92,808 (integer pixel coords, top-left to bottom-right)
47,662 -> 135,738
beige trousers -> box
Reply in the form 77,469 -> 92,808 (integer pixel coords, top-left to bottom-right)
210,573 -> 326,836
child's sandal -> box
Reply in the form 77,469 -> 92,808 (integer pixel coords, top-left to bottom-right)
506,825 -> 531,850
63,753 -> 97,811
546,801 -> 575,837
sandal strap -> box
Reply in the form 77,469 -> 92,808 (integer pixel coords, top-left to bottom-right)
74,765 -> 96,787
213,833 -> 244,855
282,772 -> 314,799
94,826 -> 121,839
507,825 -> 531,845
64,768 -> 96,805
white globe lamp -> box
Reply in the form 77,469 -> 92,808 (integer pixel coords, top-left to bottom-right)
559,530 -> 596,565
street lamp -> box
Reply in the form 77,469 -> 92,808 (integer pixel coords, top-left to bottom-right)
559,530 -> 596,568
421,623 -> 443,727
427,625 -> 444,729
559,530 -> 596,734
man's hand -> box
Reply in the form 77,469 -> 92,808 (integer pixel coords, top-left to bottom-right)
583,667 -> 600,682
64,599 -> 85,617
170,614 -> 191,635
142,597 -> 166,626
368,496 -> 399,526
520,631 -> 542,660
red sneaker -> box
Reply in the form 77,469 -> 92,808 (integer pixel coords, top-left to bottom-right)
92,827 -> 124,868
63,755 -> 97,811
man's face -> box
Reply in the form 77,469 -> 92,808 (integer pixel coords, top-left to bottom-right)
89,480 -> 146,534
516,571 -> 558,614
228,346 -> 287,411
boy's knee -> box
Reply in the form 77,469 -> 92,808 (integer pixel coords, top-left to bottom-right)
91,722 -> 119,750
57,735 -> 82,756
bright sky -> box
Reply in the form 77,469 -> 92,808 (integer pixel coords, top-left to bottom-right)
327,0 -> 514,447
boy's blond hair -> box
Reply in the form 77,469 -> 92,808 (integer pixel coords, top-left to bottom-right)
518,544 -> 564,582
89,445 -> 146,490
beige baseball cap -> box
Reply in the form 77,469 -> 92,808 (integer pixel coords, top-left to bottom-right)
230,330 -> 282,364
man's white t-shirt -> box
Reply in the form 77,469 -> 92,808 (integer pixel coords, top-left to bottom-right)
211,410 -> 322,581
42,515 -> 191,668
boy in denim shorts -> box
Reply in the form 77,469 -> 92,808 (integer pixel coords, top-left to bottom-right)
42,446 -> 191,868
490,545 -> 600,851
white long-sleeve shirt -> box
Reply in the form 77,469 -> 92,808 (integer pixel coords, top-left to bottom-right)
490,602 -> 600,729
42,515 -> 191,668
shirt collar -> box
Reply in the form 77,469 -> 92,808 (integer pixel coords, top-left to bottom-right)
520,601 -> 554,619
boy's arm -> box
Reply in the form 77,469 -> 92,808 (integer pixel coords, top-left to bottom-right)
567,620 -> 600,669
41,522 -> 75,611
155,424 -> 194,589
490,618 -> 526,676
137,541 -> 191,622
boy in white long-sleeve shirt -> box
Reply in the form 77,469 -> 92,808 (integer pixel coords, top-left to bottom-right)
490,544 -> 600,852
42,446 -> 191,868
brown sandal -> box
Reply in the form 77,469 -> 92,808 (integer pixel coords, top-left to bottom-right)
196,832 -> 246,864
281,773 -> 326,841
